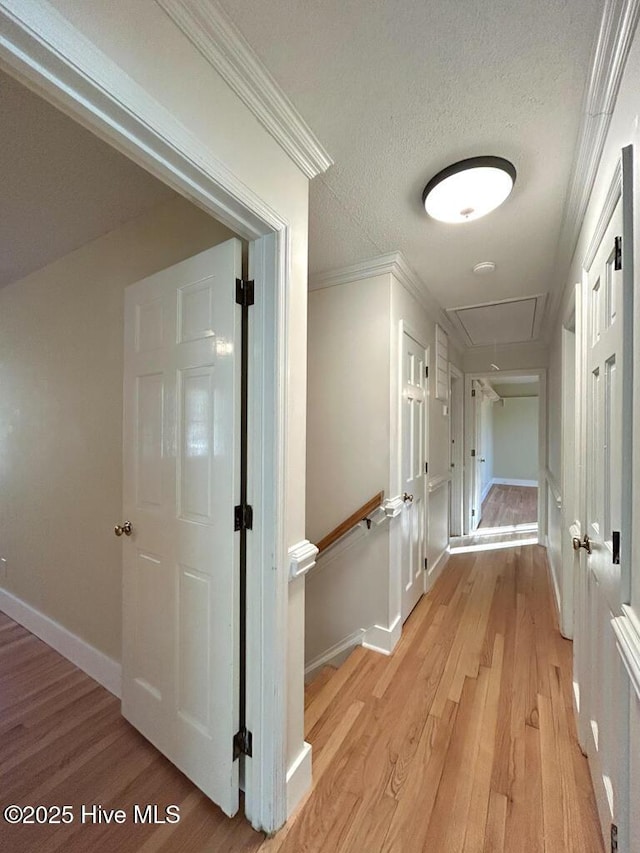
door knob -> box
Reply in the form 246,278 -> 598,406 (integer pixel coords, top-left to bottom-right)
114,520 -> 133,537
572,534 -> 592,555
403,492 -> 414,503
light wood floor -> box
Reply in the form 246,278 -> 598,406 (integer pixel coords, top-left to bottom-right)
0,544 -> 602,852
479,484 -> 538,528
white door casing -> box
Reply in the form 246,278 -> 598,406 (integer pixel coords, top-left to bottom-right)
400,332 -> 427,621
122,239 -> 241,817
449,365 -> 464,537
470,381 -> 483,531
576,150 -> 633,845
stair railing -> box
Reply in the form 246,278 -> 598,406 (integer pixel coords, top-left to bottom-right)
316,491 -> 385,555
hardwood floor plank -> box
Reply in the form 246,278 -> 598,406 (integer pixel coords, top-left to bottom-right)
0,542 -> 604,853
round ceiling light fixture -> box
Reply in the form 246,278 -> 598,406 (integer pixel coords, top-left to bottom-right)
422,156 -> 516,224
473,261 -> 496,275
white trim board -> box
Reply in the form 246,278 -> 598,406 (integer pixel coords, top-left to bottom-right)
491,478 -> 538,488
309,251 -> 465,351
427,549 -> 449,589
362,614 -> 402,656
285,741 -> 312,818
0,1 -> 295,832
156,0 -> 332,179
304,629 -> 365,680
0,588 -> 122,697
544,0 -> 640,342
612,607 -> 640,701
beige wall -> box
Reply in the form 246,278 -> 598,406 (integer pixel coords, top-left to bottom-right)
306,270 -> 463,662
492,397 -> 539,482
306,276 -> 390,544
0,195 -> 236,661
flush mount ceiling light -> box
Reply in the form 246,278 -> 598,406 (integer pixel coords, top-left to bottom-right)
422,156 -> 516,223
473,261 -> 496,275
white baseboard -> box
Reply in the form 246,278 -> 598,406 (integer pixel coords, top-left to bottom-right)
481,480 -> 493,502
286,740 -> 312,818
0,587 -> 121,698
304,629 -> 364,681
427,548 -> 449,588
544,536 -> 562,624
492,477 -> 538,487
362,613 -> 401,655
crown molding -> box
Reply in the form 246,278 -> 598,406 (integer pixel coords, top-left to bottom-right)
309,251 -> 465,351
544,0 -> 640,342
156,0 -> 333,179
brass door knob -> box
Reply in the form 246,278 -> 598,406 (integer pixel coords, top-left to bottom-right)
403,492 -> 414,503
115,521 -> 133,537
572,534 -> 592,555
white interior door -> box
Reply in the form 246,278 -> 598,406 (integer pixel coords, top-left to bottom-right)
401,332 -> 427,621
121,239 -> 242,817
578,191 -> 627,839
470,381 -> 483,531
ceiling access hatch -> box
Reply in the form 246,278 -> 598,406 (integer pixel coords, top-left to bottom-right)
446,294 -> 547,347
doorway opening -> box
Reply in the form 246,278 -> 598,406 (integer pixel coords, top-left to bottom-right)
457,369 -> 547,551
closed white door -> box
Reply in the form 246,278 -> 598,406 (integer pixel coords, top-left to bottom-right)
121,239 -> 241,817
401,332 -> 427,621
578,187 -> 628,840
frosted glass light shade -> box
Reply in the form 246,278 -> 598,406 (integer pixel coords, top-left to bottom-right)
423,157 -> 516,224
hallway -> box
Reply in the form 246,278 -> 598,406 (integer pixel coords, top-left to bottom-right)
0,545 -> 603,852
290,544 -> 602,852
479,484 -> 538,529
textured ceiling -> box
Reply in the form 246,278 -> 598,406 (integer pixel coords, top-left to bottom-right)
0,68 -> 175,288
218,0 -> 601,338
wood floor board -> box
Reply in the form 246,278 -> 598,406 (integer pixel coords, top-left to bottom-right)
479,484 -> 538,528
0,543 -> 603,852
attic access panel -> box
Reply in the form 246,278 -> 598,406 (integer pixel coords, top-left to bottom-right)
448,295 -> 546,347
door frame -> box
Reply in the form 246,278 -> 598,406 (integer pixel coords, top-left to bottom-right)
463,368 -> 547,537
0,5 -> 289,831
391,320 -> 429,629
449,364 -> 464,536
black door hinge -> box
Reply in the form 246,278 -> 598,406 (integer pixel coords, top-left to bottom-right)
233,726 -> 253,760
235,278 -> 255,307
611,823 -> 618,852
425,365 -> 429,378
425,462 -> 429,474
472,509 -> 476,517
614,237 -> 622,271
471,388 -> 476,397
471,449 -> 476,457
234,503 -> 253,532
612,531 -> 620,565
424,557 -> 428,571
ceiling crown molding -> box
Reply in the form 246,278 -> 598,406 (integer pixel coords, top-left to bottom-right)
309,251 -> 465,351
545,0 -> 640,340
156,0 -> 333,179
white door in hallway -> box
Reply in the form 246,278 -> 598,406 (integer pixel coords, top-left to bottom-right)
400,332 -> 427,621
576,161 -> 631,842
470,380 -> 483,531
121,239 -> 241,817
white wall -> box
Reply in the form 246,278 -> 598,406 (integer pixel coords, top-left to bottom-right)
305,268 -> 462,666
306,275 -> 390,544
492,397 -> 539,482
0,196 -> 235,661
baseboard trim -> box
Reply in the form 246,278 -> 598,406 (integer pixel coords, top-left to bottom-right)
481,481 -> 493,502
0,588 -> 121,698
362,613 -> 401,655
286,740 -> 312,818
544,537 -> 563,627
427,548 -> 449,587
492,478 -> 538,488
304,629 -> 364,680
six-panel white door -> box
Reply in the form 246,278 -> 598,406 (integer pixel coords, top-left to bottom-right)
579,194 -> 627,841
121,239 -> 241,817
401,332 -> 427,621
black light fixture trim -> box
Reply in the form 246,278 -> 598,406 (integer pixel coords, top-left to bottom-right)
422,156 -> 517,207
